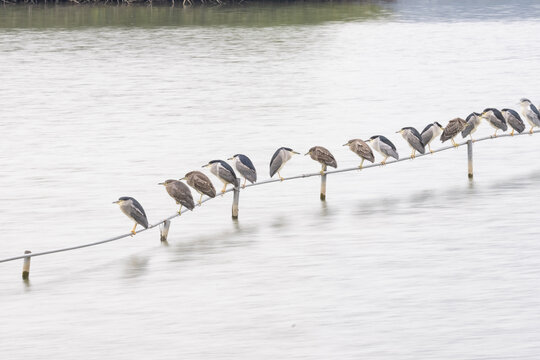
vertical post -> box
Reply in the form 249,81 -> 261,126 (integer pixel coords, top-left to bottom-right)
22,250 -> 31,280
160,220 -> 171,243
232,187 -> 240,219
320,166 -> 327,201
467,140 -> 473,179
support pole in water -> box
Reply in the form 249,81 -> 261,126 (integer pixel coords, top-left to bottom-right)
22,250 -> 31,280
467,140 -> 473,179
232,186 -> 240,220
320,165 -> 327,201
160,220 -> 171,243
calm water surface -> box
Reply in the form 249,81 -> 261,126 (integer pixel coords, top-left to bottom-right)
1,1 -> 540,359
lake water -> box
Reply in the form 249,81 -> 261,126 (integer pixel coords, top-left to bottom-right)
1,1 -> 540,358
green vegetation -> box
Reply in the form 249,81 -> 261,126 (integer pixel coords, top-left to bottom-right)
0,2 -> 390,28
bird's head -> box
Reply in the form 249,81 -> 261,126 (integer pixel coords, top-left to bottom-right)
158,179 -> 175,186
112,197 -> 130,205
227,154 -> 239,161
202,160 -> 218,168
365,136 -> 378,143
434,122 -> 444,130
304,147 -> 316,156
283,147 -> 300,155
342,139 -> 354,147
520,98 -> 531,106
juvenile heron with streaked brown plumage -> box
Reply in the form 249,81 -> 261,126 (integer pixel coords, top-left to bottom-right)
305,146 -> 337,174
343,139 -> 374,169
440,117 -> 467,147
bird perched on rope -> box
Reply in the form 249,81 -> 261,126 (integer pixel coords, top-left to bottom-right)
479,108 -> 507,137
501,109 -> 525,136
203,160 -> 238,193
440,117 -> 467,147
113,197 -> 149,235
343,139 -> 374,169
420,122 -> 444,154
519,98 -> 540,134
228,154 -> 257,188
181,171 -> 216,205
461,112 -> 482,141
396,127 -> 425,159
305,146 -> 337,174
159,179 -> 195,215
269,147 -> 300,181
365,135 -> 399,165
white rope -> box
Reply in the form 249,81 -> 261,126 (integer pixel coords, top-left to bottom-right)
0,129 -> 538,264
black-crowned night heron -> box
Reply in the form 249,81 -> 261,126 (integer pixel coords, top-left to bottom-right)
203,160 -> 238,193
305,146 -> 337,174
479,108 -> 507,137
269,147 -> 300,181
420,122 -> 444,153
461,112 -> 482,141
181,171 -> 216,205
396,127 -> 425,159
158,179 -> 195,215
440,117 -> 467,147
365,135 -> 399,165
113,197 -> 149,235
501,108 -> 525,136
343,139 -> 374,169
519,98 -> 540,134
228,154 -> 257,188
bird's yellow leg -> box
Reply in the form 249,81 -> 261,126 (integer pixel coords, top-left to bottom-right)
320,165 -> 326,176
530,127 -> 534,134
429,144 -> 433,154
131,223 -> 137,235
493,130 -> 498,138
358,158 -> 364,169
410,150 -> 415,159
278,171 -> 284,181
242,178 -> 247,189
511,129 -> 514,136
381,156 -> 388,165
452,138 -> 459,148
221,184 -> 227,193
198,194 -> 203,205
178,204 -> 183,215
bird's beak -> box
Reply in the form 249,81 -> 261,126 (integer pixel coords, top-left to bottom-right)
395,130 -> 400,133
179,177 -> 185,181
227,157 -> 233,160
202,164 -> 209,168
112,200 -> 120,204
158,182 -> 164,185
342,143 -> 348,146
304,152 -> 309,156
292,151 -> 300,155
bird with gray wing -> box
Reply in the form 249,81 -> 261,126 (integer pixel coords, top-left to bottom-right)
479,108 -> 507,137
519,98 -> 540,134
343,139 -> 374,169
440,117 -> 467,147
461,112 -> 482,141
159,179 -> 195,215
365,135 -> 399,165
305,146 -> 337,174
203,160 -> 238,193
113,196 -> 149,235
269,147 -> 300,181
501,108 -> 525,136
181,171 -> 216,205
420,122 -> 444,153
397,127 -> 425,159
228,154 -> 257,188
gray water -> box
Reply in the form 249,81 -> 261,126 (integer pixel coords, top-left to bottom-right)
2,1 -> 540,358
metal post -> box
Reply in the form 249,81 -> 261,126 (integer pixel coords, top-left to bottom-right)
160,220 -> 171,243
232,186 -> 240,219
22,250 -> 31,280
320,165 -> 327,201
467,140 -> 473,179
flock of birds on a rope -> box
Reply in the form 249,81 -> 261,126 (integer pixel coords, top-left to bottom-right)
114,98 -> 540,235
